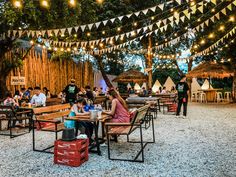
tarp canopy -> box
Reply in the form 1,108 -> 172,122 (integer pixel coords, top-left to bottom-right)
152,79 -> 162,92
127,83 -> 132,89
191,78 -> 201,92
141,82 -> 147,89
134,83 -> 141,90
201,79 -> 213,90
163,77 -> 175,91
94,71 -> 117,92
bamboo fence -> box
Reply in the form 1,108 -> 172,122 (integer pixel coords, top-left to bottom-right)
6,48 -> 94,95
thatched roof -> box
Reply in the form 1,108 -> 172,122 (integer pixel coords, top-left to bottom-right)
187,62 -> 234,79
112,69 -> 148,83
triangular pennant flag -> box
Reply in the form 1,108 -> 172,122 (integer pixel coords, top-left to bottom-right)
118,16 -> 124,21
67,28 -> 73,35
183,9 -> 189,17
175,0 -> 181,5
134,12 -> 140,17
110,18 -> 116,23
143,27 -> 148,32
150,6 -> 157,12
211,0 -> 216,5
198,5 -> 204,13
126,14 -> 132,18
102,20 -> 108,26
81,25 -> 86,32
227,4 -> 232,11
164,25 -> 168,31
170,21 -> 174,27
158,4 -> 164,11
162,19 -> 167,25
74,27 -> 79,32
88,24 -> 94,30
186,13 -> 191,20
190,5 -> 197,14
95,22 -> 101,28
160,27 -> 164,32
200,23 -> 205,29
215,13 -> 220,20
196,26 -> 200,32
142,9 -> 148,15
180,16 -> 185,22
210,16 -> 215,22
156,21 -> 161,27
61,28 -> 66,35
148,24 -> 153,31
233,0 -> 236,6
13,30 -> 17,37
115,35 -> 119,41
221,8 -> 227,15
18,30 -> 22,37
205,19 -> 209,26
175,19 -> 180,25
137,28 -> 142,34
168,16 -> 174,22
41,30 -> 46,37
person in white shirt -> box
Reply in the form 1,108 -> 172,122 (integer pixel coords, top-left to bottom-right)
30,86 -> 46,107
161,87 -> 167,94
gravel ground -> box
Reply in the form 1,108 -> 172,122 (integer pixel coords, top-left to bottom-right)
0,103 -> 235,177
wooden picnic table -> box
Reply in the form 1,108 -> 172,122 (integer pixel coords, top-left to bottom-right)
66,114 -> 111,155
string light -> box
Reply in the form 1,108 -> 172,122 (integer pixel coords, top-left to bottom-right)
208,33 -> 214,38
99,43 -> 104,48
86,32 -> 91,37
69,0 -> 76,7
40,0 -> 49,8
219,25 -> 225,31
74,34 -> 77,37
90,45 -> 94,49
73,47 -> 77,51
30,40 -> 34,44
200,39 -> 205,44
133,22 -> 137,27
102,31 -> 106,35
151,16 -> 155,20
211,8 -> 215,12
67,48 -> 71,52
229,16 -> 235,22
96,0 -> 104,4
54,47 -> 58,51
117,27 -> 121,32
13,0 -> 22,8
60,48 -> 64,52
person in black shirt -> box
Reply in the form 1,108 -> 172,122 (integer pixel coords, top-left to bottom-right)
85,85 -> 94,101
63,79 -> 79,104
175,76 -> 189,118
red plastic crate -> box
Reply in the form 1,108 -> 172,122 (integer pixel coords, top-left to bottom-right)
168,104 -> 177,112
54,154 -> 88,167
54,139 -> 89,151
54,148 -> 88,159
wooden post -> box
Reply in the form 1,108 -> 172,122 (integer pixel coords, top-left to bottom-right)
147,36 -> 153,89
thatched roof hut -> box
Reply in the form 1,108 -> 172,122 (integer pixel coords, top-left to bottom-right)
187,62 -> 234,79
113,69 -> 148,83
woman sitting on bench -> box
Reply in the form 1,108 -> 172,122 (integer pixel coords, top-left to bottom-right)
103,89 -> 130,123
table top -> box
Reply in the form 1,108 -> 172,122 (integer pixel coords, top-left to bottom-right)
198,89 -> 223,92
66,114 -> 111,122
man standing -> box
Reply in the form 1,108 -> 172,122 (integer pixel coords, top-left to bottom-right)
30,86 -> 46,107
63,79 -> 79,104
85,85 -> 94,101
176,76 -> 189,118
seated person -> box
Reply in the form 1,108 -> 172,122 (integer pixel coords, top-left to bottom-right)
4,92 -> 18,107
30,86 -> 46,107
103,89 -> 130,123
65,99 -> 94,142
161,87 -> 167,94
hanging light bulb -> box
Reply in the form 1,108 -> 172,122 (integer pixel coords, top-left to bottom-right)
219,25 -> 225,31
229,16 -> 235,22
13,0 -> 22,8
30,40 -> 34,45
133,22 -> 137,27
117,27 -> 121,32
73,47 -> 77,51
208,33 -> 214,38
69,0 -> 76,7
102,31 -> 106,35
96,0 -> 104,4
87,32 -> 91,37
60,48 -> 64,52
40,0 -> 49,8
54,47 -> 58,51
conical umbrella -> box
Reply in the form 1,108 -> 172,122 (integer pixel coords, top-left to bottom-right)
113,69 -> 148,83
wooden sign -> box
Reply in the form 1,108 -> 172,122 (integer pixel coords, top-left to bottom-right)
11,76 -> 26,85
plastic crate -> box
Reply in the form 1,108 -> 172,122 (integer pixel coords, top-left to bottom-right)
54,147 -> 88,159
168,104 -> 177,112
54,154 -> 88,167
54,139 -> 89,151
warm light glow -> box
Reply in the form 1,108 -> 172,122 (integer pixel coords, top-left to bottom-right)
219,25 -> 225,31
229,16 -> 235,22
96,0 -> 104,4
30,40 -> 34,44
225,44 -> 228,47
43,45 -> 46,49
174,33 -> 177,37
13,0 -> 22,8
48,47 -> 52,50
74,34 -> 77,37
170,8 -> 174,12
133,22 -> 137,27
61,34 -> 65,37
90,45 -> 94,49
54,47 -> 58,51
67,48 -> 71,52
174,11 -> 178,16
87,32 -> 91,37
151,16 -> 155,20
102,31 -> 105,35
60,48 -> 64,52
193,45 -> 198,49
99,43 -> 104,48
37,44 -> 41,47
190,1 -> 195,6
228,58 -> 231,62
120,36 -> 124,41
131,31 -> 136,37
211,9 -> 215,12
197,19 -> 201,22
208,33 -> 214,38
109,40 -> 113,45
40,0 -> 49,8
117,27 -> 121,32
73,47 -> 77,51
200,39 -> 205,44
69,0 -> 76,7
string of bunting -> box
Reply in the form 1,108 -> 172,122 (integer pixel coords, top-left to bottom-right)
5,0 -> 214,40
37,0 -> 214,49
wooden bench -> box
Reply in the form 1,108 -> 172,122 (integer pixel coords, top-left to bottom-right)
32,103 -> 71,153
0,105 -> 32,138
105,105 -> 155,162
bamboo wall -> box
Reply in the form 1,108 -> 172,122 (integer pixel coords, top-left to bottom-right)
6,48 -> 94,95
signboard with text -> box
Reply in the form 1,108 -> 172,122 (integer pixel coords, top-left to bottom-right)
11,76 -> 26,85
